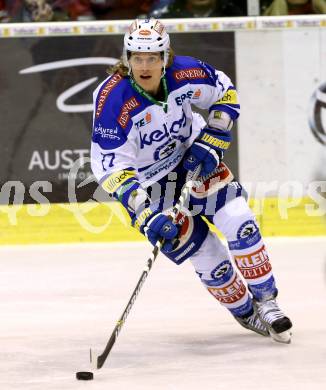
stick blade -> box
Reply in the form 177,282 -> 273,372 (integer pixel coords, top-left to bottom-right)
96,335 -> 116,369
97,353 -> 106,369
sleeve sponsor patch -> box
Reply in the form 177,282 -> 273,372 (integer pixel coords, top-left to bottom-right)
118,97 -> 140,128
173,67 -> 208,82
101,169 -> 137,194
215,88 -> 238,106
95,74 -> 123,118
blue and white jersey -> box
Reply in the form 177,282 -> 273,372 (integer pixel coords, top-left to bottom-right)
91,55 -> 240,194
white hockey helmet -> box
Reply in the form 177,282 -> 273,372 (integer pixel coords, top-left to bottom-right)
123,18 -> 170,68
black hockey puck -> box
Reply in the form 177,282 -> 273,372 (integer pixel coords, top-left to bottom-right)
76,371 -> 94,380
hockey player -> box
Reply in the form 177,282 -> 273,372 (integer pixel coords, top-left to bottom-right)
91,18 -> 293,343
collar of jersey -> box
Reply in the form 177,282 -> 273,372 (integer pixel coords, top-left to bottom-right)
129,76 -> 168,113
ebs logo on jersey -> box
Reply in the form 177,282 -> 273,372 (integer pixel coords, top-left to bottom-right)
175,89 -> 202,105
175,90 -> 194,105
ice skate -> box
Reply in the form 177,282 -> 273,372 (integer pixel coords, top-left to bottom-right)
255,299 -> 292,344
234,310 -> 270,337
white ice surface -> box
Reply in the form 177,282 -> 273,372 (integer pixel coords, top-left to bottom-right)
1,238 -> 326,390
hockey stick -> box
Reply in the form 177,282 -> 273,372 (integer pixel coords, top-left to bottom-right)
95,165 -> 201,369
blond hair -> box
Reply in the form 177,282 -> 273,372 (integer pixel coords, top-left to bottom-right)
107,48 -> 175,77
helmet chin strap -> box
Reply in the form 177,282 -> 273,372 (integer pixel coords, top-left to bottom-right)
161,49 -> 169,78
161,64 -> 166,78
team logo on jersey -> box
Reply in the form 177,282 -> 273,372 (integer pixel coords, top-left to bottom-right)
118,97 -> 140,128
154,140 -> 177,161
135,112 -> 152,129
95,74 -> 123,118
173,68 -> 208,82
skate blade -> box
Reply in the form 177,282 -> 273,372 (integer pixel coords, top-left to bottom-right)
270,329 -> 292,344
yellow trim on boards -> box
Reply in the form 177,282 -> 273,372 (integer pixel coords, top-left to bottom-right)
0,197 -> 325,245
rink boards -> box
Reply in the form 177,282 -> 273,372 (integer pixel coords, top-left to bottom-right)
0,197 -> 325,245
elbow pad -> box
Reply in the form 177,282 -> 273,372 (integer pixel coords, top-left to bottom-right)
207,110 -> 233,132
